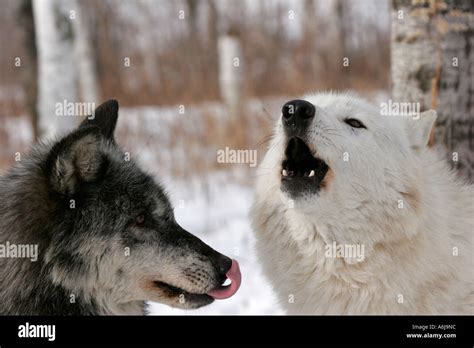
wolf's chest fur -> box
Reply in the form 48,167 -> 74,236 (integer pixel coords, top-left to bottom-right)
253,199 -> 471,314
252,202 -> 381,314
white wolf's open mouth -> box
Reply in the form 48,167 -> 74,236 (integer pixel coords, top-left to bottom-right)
281,137 -> 329,196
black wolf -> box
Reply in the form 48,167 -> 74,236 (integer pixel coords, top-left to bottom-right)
0,100 -> 241,315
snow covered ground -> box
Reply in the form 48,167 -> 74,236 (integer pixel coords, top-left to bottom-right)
148,173 -> 283,315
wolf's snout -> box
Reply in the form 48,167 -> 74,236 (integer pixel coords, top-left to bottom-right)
215,253 -> 233,276
206,252 -> 241,300
282,99 -> 315,137
172,226 -> 241,300
207,259 -> 241,300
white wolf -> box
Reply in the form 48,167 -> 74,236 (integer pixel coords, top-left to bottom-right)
251,92 -> 473,314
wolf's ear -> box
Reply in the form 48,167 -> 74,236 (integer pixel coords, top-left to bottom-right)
79,99 -> 119,139
406,110 -> 437,151
48,128 -> 107,195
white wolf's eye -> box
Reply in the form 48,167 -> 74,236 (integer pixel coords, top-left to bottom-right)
344,118 -> 366,129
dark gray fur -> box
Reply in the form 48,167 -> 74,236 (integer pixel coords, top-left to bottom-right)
0,100 -> 230,315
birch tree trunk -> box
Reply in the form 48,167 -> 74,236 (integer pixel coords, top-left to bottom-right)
218,33 -> 243,120
33,0 -> 78,139
18,0 -> 39,139
391,0 -> 474,181
72,0 -> 99,104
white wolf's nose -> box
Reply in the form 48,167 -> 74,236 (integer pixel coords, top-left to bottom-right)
282,99 -> 315,137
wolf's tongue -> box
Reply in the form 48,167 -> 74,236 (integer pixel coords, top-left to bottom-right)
207,259 -> 241,300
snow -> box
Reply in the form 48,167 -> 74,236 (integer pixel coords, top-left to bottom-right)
148,173 -> 283,315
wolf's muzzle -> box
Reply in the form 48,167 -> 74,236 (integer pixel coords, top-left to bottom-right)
282,99 -> 315,137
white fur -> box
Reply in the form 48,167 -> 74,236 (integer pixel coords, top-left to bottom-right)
251,92 -> 473,314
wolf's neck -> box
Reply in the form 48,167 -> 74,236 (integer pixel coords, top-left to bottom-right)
418,149 -> 472,234
35,280 -> 146,315
96,299 -> 146,315
45,281 -> 147,315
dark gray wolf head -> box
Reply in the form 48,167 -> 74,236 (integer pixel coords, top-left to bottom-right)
38,100 -> 240,312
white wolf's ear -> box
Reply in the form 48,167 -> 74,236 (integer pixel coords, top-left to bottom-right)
406,110 -> 437,151
79,99 -> 119,139
48,128 -> 107,195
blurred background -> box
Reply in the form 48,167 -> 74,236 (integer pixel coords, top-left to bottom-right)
0,0 -> 471,314
0,0 -> 391,170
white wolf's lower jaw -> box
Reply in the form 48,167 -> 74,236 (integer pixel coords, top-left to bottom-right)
280,137 -> 330,197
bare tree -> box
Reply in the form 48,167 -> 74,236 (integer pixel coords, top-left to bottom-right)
72,0 -> 100,104
33,0 -> 78,138
218,31 -> 243,120
186,0 -> 198,38
205,0 -> 219,99
18,0 -> 38,139
391,0 -> 473,181
323,0 -> 348,73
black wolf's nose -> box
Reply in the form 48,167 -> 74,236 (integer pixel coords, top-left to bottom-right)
216,254 -> 232,276
282,99 -> 315,137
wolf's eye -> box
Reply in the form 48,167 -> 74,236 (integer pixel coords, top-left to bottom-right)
135,214 -> 146,226
345,118 -> 366,129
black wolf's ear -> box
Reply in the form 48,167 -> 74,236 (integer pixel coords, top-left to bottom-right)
48,128 -> 107,195
79,99 -> 119,139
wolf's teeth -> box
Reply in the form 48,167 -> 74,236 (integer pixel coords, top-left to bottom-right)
282,169 -> 288,177
309,170 -> 315,177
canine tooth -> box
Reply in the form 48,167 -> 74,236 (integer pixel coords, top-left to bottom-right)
309,170 -> 315,177
282,169 -> 288,177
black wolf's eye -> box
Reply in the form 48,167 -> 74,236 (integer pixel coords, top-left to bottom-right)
135,213 -> 146,226
345,118 -> 366,129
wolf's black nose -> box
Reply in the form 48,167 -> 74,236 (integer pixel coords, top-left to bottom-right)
216,254 -> 233,276
282,99 -> 315,137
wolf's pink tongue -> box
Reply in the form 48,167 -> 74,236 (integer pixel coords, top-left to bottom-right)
207,259 -> 241,300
